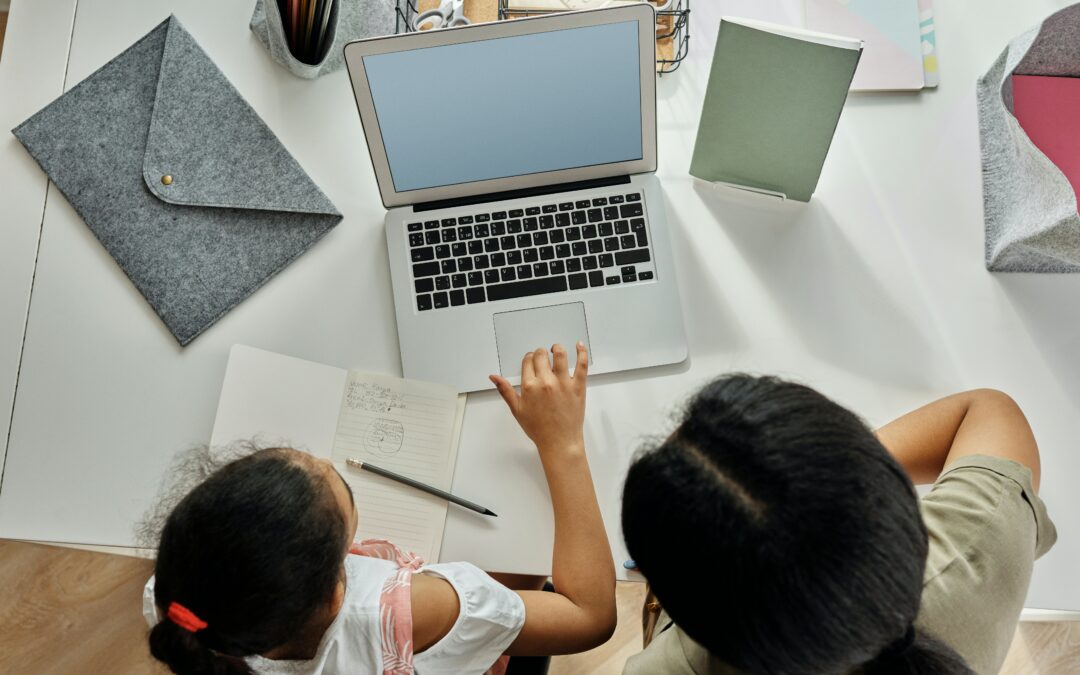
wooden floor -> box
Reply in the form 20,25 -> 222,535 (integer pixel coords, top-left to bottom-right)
1,11 -> 8,59
1,540 -> 1078,674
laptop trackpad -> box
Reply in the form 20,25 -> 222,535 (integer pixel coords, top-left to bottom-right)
493,302 -> 592,378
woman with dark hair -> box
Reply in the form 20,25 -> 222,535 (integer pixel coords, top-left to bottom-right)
622,376 -> 1054,675
144,343 -> 616,674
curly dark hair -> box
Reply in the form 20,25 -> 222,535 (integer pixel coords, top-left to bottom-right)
144,446 -> 347,675
622,375 -> 973,675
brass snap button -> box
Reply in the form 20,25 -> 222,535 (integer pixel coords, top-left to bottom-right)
161,175 -> 173,186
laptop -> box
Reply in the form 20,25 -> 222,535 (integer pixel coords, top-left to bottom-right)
343,5 -> 686,392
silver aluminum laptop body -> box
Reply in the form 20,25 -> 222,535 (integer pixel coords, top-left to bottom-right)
344,6 -> 686,392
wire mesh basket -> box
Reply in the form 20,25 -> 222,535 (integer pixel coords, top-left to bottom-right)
394,1 -> 690,75
498,0 -> 690,75
394,0 -> 420,33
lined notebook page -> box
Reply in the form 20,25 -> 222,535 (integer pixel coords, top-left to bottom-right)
330,372 -> 466,562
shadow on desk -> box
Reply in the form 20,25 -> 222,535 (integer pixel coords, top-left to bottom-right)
997,275 -> 1080,410
663,196 -> 750,360
693,181 -> 955,391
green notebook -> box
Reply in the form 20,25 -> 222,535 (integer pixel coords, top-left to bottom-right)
690,18 -> 863,202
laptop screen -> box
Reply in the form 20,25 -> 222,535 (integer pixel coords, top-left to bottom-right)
362,21 -> 643,193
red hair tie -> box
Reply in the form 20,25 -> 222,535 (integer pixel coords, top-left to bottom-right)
167,602 -> 208,633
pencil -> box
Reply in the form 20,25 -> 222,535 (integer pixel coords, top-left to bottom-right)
315,0 -> 335,61
304,0 -> 318,61
345,458 -> 497,517
289,0 -> 300,54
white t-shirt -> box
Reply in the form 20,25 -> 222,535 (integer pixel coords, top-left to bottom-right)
143,554 -> 526,674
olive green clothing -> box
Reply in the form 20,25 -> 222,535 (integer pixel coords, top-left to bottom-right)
623,455 -> 1056,675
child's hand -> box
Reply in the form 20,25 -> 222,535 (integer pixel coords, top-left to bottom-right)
490,342 -> 588,458
493,343 -> 614,657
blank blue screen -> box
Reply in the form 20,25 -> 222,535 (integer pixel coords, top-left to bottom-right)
363,21 -> 642,193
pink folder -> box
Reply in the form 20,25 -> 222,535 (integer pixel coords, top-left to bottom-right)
1012,75 -> 1080,200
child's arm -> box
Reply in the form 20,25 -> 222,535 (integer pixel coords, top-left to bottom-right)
875,389 -> 1041,489
489,343 -> 618,655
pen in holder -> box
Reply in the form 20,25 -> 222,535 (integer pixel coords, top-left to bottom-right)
251,0 -> 399,78
282,0 -> 339,65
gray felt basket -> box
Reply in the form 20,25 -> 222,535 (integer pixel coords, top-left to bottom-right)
250,0 -> 399,79
977,3 -> 1080,272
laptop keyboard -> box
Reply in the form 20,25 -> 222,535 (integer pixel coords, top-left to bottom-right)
407,191 -> 655,311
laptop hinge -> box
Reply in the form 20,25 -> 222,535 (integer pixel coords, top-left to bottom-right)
412,175 -> 632,213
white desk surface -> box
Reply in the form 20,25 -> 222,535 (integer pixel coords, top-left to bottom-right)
3,0 -> 1080,611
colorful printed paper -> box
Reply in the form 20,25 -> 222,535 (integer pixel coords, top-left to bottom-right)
918,0 -> 939,87
805,0 -> 923,90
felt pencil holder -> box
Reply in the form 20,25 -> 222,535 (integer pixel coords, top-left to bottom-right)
978,3 -> 1080,271
250,0 -> 398,79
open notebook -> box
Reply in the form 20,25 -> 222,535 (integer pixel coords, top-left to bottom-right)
209,345 -> 467,562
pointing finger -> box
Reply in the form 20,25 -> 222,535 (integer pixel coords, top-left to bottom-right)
573,341 -> 589,383
521,352 -> 535,383
552,343 -> 569,378
533,347 -> 552,376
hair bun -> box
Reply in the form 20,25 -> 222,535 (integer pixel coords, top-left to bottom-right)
879,624 -> 916,658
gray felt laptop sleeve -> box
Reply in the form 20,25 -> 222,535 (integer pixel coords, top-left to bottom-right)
12,15 -> 343,345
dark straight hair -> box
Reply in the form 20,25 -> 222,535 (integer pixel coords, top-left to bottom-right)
148,448 -> 347,675
622,375 -> 973,674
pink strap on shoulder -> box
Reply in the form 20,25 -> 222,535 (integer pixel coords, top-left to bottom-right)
350,540 -> 509,675
351,540 -> 422,675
